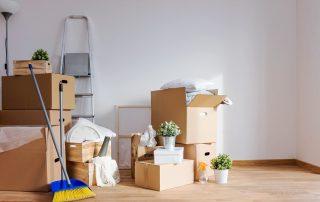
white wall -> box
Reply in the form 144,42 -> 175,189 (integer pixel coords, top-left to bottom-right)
297,0 -> 320,166
0,0 -> 297,160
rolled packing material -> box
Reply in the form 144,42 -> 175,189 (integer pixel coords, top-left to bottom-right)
154,147 -> 184,165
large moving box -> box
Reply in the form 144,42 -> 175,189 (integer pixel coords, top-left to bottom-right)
0,126 -> 61,191
135,160 -> 194,191
176,143 -> 216,180
151,87 -> 226,144
0,110 -> 72,130
2,73 -> 75,110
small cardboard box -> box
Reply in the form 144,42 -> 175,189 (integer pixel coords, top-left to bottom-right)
0,126 -> 61,191
2,73 -> 75,110
154,147 -> 184,165
66,141 -> 111,163
151,87 -> 226,144
135,160 -> 194,191
13,60 -> 51,69
176,143 -> 216,180
67,161 -> 96,186
0,110 -> 72,131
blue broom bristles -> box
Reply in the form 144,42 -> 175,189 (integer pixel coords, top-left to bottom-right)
51,179 -> 95,202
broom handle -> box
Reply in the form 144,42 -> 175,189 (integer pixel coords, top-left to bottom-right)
59,81 -> 67,181
28,64 -> 72,185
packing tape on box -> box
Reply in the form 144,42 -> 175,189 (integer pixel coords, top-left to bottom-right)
0,127 -> 43,153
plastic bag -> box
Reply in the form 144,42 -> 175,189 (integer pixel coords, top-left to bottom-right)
139,125 -> 157,147
0,127 -> 43,153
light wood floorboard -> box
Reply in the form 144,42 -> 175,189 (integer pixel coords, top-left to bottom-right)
0,165 -> 319,201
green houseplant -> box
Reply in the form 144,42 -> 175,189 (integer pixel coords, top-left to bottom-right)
157,121 -> 181,150
210,154 -> 232,184
32,49 -> 49,61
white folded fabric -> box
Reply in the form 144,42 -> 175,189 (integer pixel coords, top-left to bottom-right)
92,156 -> 120,187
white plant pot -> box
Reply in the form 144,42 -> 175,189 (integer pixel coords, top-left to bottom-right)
214,169 -> 229,184
162,136 -> 176,150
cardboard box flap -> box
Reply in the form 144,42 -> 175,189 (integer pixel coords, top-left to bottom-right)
188,95 -> 227,107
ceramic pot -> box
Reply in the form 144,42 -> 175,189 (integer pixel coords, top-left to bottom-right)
214,169 -> 229,184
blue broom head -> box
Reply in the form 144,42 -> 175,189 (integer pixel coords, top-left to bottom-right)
51,179 -> 95,202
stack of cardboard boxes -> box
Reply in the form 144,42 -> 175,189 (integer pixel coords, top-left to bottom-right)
66,140 -> 112,186
133,87 -> 227,191
0,73 -> 75,191
151,87 -> 227,181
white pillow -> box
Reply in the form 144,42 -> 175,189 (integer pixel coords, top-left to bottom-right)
160,79 -> 215,92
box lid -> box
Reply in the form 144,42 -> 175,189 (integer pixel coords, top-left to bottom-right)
154,147 -> 184,155
188,94 -> 227,107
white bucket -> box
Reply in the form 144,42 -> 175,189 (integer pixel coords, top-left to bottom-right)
214,169 -> 229,184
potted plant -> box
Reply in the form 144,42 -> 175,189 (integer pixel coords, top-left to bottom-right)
32,48 -> 50,61
157,121 -> 181,150
210,154 -> 232,184
13,49 -> 51,75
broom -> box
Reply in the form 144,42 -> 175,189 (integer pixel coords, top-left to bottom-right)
28,64 -> 95,202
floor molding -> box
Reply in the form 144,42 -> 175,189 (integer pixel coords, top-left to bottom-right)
233,159 -> 297,166
296,160 -> 320,174
233,159 -> 320,174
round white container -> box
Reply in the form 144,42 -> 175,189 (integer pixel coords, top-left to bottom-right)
214,169 -> 229,184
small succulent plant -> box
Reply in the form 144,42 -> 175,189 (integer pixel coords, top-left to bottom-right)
32,49 -> 49,61
157,121 -> 181,137
211,154 -> 232,170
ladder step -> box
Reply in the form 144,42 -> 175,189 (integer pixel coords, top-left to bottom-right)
72,114 -> 95,119
74,75 -> 91,78
75,93 -> 93,97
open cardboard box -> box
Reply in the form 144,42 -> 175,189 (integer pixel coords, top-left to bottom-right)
152,87 -> 227,144
66,141 -> 111,163
0,126 -> 61,192
2,73 -> 75,110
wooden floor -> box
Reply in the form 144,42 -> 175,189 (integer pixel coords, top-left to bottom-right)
1,165 -> 320,201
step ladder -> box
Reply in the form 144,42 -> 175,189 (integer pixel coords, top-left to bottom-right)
59,15 -> 95,122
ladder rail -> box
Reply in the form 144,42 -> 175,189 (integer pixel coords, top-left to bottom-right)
59,15 -> 95,122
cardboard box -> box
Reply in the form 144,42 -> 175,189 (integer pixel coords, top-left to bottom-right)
154,147 -> 184,165
0,126 -> 61,191
176,143 -> 216,180
135,160 -> 194,191
66,141 -> 111,163
67,161 -> 96,186
13,60 -> 51,69
0,110 -> 72,131
131,134 -> 160,178
13,68 -> 52,76
151,87 -> 226,144
131,145 -> 159,178
2,73 -> 75,110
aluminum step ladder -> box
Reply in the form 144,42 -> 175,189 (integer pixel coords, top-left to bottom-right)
59,15 -> 95,122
